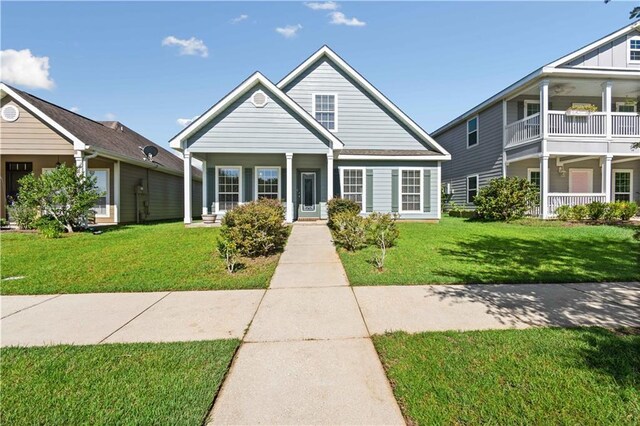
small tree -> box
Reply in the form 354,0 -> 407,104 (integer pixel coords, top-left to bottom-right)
473,177 -> 539,221
17,164 -> 101,233
366,213 -> 399,271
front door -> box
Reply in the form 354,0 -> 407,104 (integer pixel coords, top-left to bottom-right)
298,171 -> 320,219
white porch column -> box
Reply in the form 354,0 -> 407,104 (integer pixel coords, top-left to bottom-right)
113,161 -> 120,224
327,151 -> 334,201
183,151 -> 192,224
602,81 -> 613,140
74,150 -> 85,174
541,155 -> 550,219
286,153 -> 294,223
539,80 -> 550,139
201,159 -> 208,215
603,154 -> 613,202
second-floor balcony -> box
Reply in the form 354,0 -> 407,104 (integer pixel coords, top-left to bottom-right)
506,111 -> 640,147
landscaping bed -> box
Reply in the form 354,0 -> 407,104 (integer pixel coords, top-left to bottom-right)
374,327 -> 640,425
1,221 -> 280,294
1,339 -> 239,425
339,217 -> 639,285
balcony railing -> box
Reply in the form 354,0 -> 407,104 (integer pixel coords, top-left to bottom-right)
547,193 -> 607,217
505,111 -> 639,147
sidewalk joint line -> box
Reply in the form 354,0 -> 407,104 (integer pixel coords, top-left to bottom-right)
1,294 -> 62,319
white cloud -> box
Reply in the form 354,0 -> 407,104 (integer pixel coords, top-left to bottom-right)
105,112 -> 117,121
276,24 -> 302,38
177,115 -> 199,127
305,1 -> 339,11
0,49 -> 54,90
329,11 -> 366,27
231,14 -> 248,24
162,36 -> 209,58
70,106 -> 80,113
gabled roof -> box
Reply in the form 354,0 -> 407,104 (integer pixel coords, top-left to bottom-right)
1,83 -> 199,177
169,72 -> 344,150
277,46 -> 450,158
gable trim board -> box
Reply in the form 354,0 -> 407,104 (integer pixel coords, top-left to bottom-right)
169,72 -> 344,151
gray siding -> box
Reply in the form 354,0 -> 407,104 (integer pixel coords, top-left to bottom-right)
283,58 -> 431,150
187,83 -> 331,154
564,30 -> 640,70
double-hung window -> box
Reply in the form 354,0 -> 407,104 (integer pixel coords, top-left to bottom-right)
400,169 -> 422,212
524,100 -> 541,117
527,168 -> 541,190
629,37 -> 640,62
255,167 -> 280,200
217,166 -> 241,212
467,116 -> 478,148
88,169 -> 109,217
616,102 -> 637,113
467,175 -> 478,203
314,94 -> 337,131
614,170 -> 633,202
341,168 -> 365,210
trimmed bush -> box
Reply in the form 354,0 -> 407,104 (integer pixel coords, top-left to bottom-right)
586,201 -> 607,221
618,201 -> 638,221
555,201 -> 638,223
555,205 -> 572,221
448,210 -> 476,218
327,198 -> 361,229
473,177 -> 539,221
332,212 -> 367,251
34,216 -> 64,239
570,204 -> 588,221
220,198 -> 289,258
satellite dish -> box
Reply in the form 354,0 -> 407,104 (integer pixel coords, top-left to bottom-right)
142,145 -> 158,161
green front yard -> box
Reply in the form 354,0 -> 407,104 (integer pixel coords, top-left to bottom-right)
374,327 -> 640,425
1,339 -> 239,425
1,222 -> 279,294
340,217 -> 639,285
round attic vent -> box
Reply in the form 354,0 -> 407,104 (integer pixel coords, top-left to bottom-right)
1,104 -> 20,122
251,90 -> 268,108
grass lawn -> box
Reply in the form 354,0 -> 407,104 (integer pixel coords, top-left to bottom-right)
1,222 -> 279,294
1,339 -> 239,425
374,327 -> 640,425
339,217 -> 639,285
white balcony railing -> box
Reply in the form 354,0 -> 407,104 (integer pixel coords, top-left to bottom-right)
505,113 -> 540,147
547,193 -> 607,216
548,111 -> 606,136
612,113 -> 640,137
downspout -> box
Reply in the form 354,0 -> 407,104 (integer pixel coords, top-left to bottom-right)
82,149 -> 99,175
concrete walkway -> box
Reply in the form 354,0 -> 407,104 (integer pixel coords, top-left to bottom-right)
207,223 -> 405,425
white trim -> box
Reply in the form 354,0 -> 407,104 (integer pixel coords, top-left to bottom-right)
466,116 -> 479,149
524,100 -> 541,117
1,83 -> 87,150
466,174 -> 479,204
254,166 -> 282,200
277,46 -> 450,157
300,171 -> 317,213
568,168 -> 594,193
169,72 -> 343,150
285,153 -> 293,223
338,167 -> 367,212
337,154 -> 451,161
114,161 -> 120,223
527,168 -> 541,183
311,93 -> 338,132
616,101 -> 637,113
627,35 -> 640,65
214,165 -> 243,214
398,167 -> 424,214
613,169 -> 634,201
435,163 -> 442,219
88,168 -> 110,218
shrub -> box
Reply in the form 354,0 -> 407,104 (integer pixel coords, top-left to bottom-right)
586,201 -> 607,221
332,212 -> 367,251
217,238 -> 240,273
7,201 -> 37,230
365,213 -> 399,271
220,198 -> 288,258
570,204 -> 588,221
34,216 -> 64,239
0,218 -> 7,228
473,177 -> 539,221
327,198 -> 361,229
555,205 -> 572,221
603,202 -> 622,222
618,201 -> 638,221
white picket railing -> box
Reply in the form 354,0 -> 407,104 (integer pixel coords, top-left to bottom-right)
547,193 -> 607,217
612,113 -> 640,137
548,111 -> 606,136
505,113 -> 540,147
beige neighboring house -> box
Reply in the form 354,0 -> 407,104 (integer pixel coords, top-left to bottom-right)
0,83 -> 202,224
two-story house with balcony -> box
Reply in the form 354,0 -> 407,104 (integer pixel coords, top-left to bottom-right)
433,22 -> 640,218
171,46 -> 450,223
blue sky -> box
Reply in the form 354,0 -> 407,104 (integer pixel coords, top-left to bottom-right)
1,1 -> 636,150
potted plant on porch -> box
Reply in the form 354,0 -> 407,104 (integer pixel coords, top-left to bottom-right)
565,104 -> 598,116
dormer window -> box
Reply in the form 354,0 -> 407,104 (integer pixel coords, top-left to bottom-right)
313,94 -> 337,131
630,37 -> 640,62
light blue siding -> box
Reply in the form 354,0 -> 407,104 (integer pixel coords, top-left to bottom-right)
283,58 -> 431,150
188,84 -> 331,154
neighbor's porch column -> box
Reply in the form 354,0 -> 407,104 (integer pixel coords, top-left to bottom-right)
286,153 -> 294,223
540,155 -> 550,219
74,150 -> 86,174
602,81 -> 613,140
602,154 -> 613,202
201,159 -> 208,215
539,79 -> 549,139
184,150 -> 192,224
327,151 -> 334,201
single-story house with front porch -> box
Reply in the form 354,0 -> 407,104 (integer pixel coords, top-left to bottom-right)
170,46 -> 450,223
1,83 -> 202,224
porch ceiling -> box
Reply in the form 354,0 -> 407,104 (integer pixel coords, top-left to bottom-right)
517,78 -> 640,98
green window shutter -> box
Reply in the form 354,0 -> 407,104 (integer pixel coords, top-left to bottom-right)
333,168 -> 340,198
391,169 -> 399,213
366,169 -> 374,212
281,169 -> 287,201
244,168 -> 253,202
423,169 -> 431,213
207,168 -> 215,210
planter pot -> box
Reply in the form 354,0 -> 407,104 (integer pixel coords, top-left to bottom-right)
565,109 -> 592,116
202,214 -> 217,224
